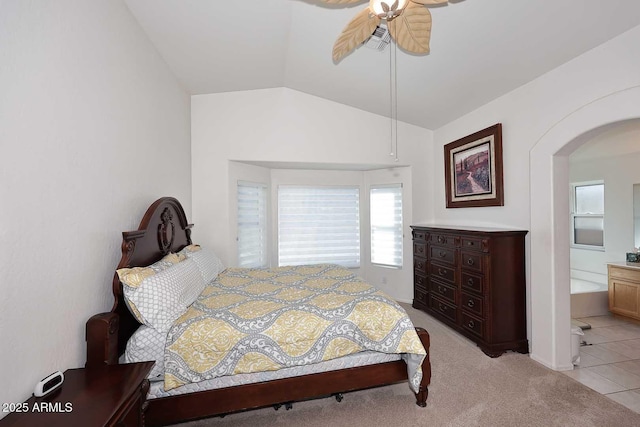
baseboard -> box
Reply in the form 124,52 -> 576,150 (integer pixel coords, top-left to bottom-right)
530,353 -> 574,371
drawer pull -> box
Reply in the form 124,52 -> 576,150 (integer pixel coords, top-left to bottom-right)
468,320 -> 475,329
467,278 -> 474,286
417,246 -> 424,253
467,299 -> 475,308
416,261 -> 424,269
467,241 -> 474,246
467,258 -> 474,266
439,303 -> 447,312
438,236 -> 444,244
438,268 -> 447,276
439,251 -> 446,257
416,276 -> 424,285
438,286 -> 446,294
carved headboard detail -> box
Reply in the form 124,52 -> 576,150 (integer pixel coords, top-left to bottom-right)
158,207 -> 176,254
110,197 -> 193,355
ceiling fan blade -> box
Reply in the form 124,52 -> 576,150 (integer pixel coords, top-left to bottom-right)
319,0 -> 368,4
409,0 -> 448,4
409,0 -> 449,5
332,8 -> 381,62
388,3 -> 432,54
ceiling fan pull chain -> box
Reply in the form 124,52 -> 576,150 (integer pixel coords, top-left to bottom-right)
389,35 -> 395,157
394,37 -> 399,162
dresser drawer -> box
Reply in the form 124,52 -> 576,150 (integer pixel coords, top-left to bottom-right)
431,233 -> 457,247
461,312 -> 484,339
429,278 -> 456,305
414,257 -> 428,275
461,272 -> 484,294
414,287 -> 428,307
461,251 -> 484,273
461,292 -> 483,317
413,242 -> 427,259
414,273 -> 427,291
429,294 -> 457,323
429,262 -> 456,284
412,230 -> 427,242
461,237 -> 486,252
430,245 -> 456,265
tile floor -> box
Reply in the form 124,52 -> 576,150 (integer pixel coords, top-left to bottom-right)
565,314 -> 640,413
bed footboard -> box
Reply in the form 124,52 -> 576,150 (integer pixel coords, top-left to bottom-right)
86,312 -> 119,367
414,327 -> 431,407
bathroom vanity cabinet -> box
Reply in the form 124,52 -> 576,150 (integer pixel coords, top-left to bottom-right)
608,262 -> 640,320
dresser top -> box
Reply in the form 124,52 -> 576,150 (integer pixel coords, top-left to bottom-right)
411,224 -> 528,234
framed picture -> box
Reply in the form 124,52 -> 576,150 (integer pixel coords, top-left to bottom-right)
444,123 -> 503,208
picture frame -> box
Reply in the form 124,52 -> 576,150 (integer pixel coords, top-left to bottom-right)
444,123 -> 504,208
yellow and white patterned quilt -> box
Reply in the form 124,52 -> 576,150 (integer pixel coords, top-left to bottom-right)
163,264 -> 427,392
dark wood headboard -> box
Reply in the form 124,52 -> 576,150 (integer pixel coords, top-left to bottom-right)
110,197 -> 193,356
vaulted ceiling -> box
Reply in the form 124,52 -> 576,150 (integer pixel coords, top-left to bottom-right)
124,0 -> 640,129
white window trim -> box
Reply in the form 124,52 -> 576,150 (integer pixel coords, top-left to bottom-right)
570,180 -> 605,251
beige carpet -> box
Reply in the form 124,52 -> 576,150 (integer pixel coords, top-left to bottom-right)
176,304 -> 640,427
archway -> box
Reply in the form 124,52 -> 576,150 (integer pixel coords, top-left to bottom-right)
530,86 -> 640,370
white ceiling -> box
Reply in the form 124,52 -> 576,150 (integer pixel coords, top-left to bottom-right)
124,0 -> 640,130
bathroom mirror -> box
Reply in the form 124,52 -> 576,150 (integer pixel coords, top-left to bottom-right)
635,184 -> 640,249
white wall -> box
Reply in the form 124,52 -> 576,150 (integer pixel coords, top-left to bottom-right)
570,151 -> 640,284
0,0 -> 190,412
192,88 -> 432,300
431,25 -> 640,370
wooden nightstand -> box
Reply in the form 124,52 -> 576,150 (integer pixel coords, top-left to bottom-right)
2,362 -> 154,427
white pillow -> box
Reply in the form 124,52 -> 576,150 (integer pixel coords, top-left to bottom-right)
122,258 -> 204,332
124,325 -> 166,380
179,245 -> 225,283
117,253 -> 186,324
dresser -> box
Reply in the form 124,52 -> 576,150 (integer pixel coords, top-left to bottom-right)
2,362 -> 153,427
411,225 -> 528,357
608,262 -> 640,320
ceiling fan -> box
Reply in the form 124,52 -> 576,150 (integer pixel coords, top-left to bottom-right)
320,0 -> 448,62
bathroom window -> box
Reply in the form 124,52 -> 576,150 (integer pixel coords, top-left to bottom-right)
570,181 -> 604,250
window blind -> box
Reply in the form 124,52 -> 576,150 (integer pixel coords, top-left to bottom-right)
278,185 -> 360,268
237,181 -> 268,268
370,184 -> 403,268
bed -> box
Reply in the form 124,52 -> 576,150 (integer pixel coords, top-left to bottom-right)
86,197 -> 431,426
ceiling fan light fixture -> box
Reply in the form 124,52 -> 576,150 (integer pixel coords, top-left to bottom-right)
369,0 -> 409,21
